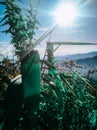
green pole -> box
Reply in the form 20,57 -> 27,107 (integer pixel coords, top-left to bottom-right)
47,43 -> 65,92
21,50 -> 40,130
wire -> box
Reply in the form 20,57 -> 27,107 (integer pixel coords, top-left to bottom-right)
20,24 -> 58,61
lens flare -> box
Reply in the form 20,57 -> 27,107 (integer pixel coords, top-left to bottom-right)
53,2 -> 78,27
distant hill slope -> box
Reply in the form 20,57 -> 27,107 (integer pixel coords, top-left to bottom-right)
76,55 -> 97,65
67,51 -> 97,60
55,51 -> 97,61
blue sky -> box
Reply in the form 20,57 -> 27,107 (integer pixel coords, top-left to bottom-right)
0,0 -> 97,56
37,0 -> 97,42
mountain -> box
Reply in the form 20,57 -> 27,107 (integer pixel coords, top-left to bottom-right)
76,55 -> 97,83
56,51 -> 97,83
67,51 -> 97,60
76,55 -> 97,65
55,51 -> 97,61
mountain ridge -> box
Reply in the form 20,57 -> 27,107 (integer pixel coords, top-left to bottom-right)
55,51 -> 97,61
76,55 -> 97,65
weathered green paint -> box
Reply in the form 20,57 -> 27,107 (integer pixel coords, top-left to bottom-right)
21,50 -> 40,130
47,43 -> 64,92
47,42 -> 54,65
21,50 -> 41,98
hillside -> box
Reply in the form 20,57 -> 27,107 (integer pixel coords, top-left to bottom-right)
76,55 -> 97,65
55,51 -> 97,61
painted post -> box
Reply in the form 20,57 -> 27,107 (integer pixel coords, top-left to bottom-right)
47,43 -> 65,92
21,50 -> 41,130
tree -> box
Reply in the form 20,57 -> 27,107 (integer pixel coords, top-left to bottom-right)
0,0 -> 39,51
25,1 -> 40,46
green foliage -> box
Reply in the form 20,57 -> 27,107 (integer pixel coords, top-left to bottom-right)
0,0 -> 39,51
25,1 -> 40,45
0,0 -> 27,50
0,57 -> 97,129
38,66 -> 97,130
89,110 -> 97,127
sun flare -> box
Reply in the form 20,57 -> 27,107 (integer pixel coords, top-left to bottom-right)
53,2 -> 78,27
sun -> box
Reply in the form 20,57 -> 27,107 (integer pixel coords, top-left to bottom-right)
53,2 -> 78,27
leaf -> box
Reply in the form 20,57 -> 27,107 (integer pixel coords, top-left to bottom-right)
36,20 -> 41,25
1,21 -> 9,26
0,2 -> 6,5
2,27 -> 11,33
0,14 -> 9,23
